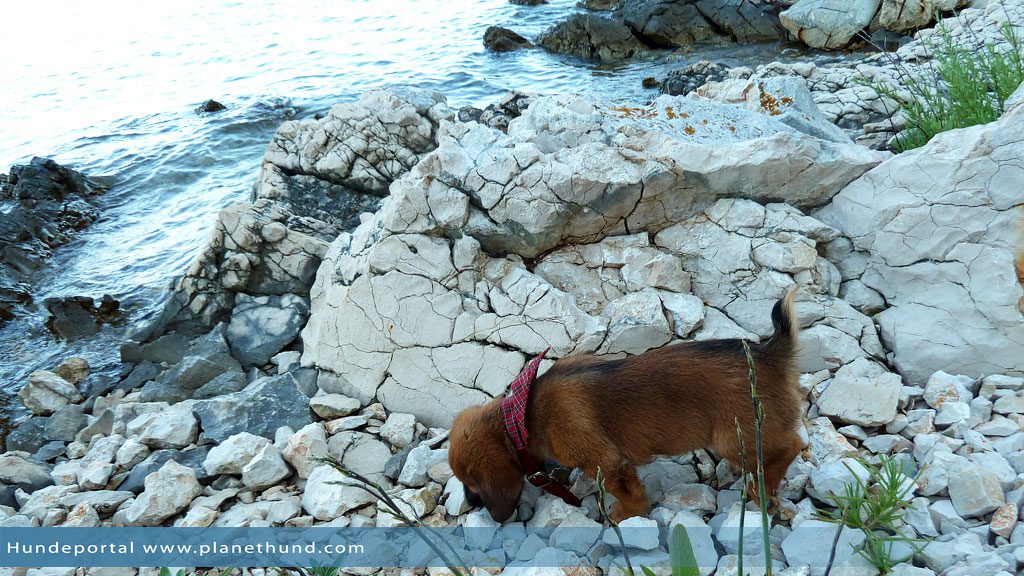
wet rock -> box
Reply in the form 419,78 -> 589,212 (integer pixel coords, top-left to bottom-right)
484,26 -> 533,51
124,460 -> 202,526
18,371 -> 82,416
225,293 -> 310,367
779,0 -> 881,49
616,0 -> 724,47
43,294 -> 121,340
0,157 -> 104,326
55,358 -> 90,386
511,0 -> 548,4
537,13 -> 645,60
660,61 -> 730,96
578,0 -> 618,8
195,99 -> 226,114
192,374 -> 314,442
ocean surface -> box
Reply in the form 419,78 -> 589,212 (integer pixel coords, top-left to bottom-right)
0,0 -> 842,420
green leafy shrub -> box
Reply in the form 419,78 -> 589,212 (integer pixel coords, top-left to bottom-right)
873,20 -> 1024,152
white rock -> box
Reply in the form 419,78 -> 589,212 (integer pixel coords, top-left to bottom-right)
713,502 -> 764,555
281,423 -> 328,479
398,444 -> 447,487
204,432 -> 272,475
934,401 -> 971,427
993,391 -> 1024,415
807,458 -> 870,504
139,403 -> 198,450
124,461 -> 202,526
923,371 -> 974,409
443,476 -> 471,515
603,516 -> 660,550
301,465 -> 374,520
781,519 -> 870,576
241,444 -> 291,490
659,292 -> 705,338
463,509 -> 500,550
600,289 -> 672,355
550,515 -> 603,555
380,413 -> 417,448
947,459 -> 1005,518
18,371 -> 82,415
309,393 -> 361,419
816,358 -> 901,426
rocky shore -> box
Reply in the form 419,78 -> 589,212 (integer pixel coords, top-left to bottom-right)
2,1 -> 1024,575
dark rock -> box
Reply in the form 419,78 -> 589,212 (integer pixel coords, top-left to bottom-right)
661,60 -> 731,96
196,100 -> 227,114
578,0 -> 619,9
615,0 -> 725,47
225,293 -> 310,367
76,409 -> 114,444
694,0 -> 782,42
121,332 -> 188,365
192,374 -> 315,442
43,294 -> 122,340
384,441 -> 420,481
192,371 -> 246,400
510,0 -> 547,4
4,417 -> 48,453
0,484 -> 17,508
139,356 -> 233,403
484,26 -> 533,52
290,367 -> 319,398
642,76 -> 660,89
116,445 -> 214,493
0,158 -> 105,326
60,490 -> 133,517
458,107 -> 484,123
537,13 -> 645,60
117,361 -> 162,393
43,404 -> 85,442
35,440 -> 67,462
467,92 -> 535,133
869,29 -> 904,51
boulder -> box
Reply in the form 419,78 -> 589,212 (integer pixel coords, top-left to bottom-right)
877,0 -> 958,33
0,452 -> 52,493
18,371 -> 82,415
947,459 -> 1005,518
694,0 -> 782,42
616,0 -> 724,47
483,26 -> 533,52
817,100 -> 1024,385
537,13 -> 645,60
124,460 -> 202,526
225,293 -> 310,367
54,357 -> 90,385
816,358 -> 902,426
192,374 -> 314,442
138,403 -> 198,449
779,0 -> 881,49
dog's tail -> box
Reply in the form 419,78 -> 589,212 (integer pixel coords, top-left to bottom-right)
762,286 -> 800,359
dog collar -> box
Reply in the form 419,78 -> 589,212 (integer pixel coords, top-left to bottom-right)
500,348 -> 582,507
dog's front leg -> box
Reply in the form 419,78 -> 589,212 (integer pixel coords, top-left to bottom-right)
601,462 -> 650,522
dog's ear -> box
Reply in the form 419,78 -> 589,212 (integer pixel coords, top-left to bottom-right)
449,403 -> 524,522
476,455 -> 524,522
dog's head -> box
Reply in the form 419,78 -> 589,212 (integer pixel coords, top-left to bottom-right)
448,402 -> 524,522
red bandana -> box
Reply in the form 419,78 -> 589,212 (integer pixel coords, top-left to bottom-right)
499,348 -> 581,507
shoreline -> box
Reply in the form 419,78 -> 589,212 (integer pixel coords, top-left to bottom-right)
1,1 -> 1023,574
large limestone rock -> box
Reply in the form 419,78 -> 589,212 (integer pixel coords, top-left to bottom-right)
153,88 -> 451,335
18,371 -> 82,416
780,0 -> 881,49
817,358 -> 902,426
817,98 -> 1024,384
301,92 -> 886,427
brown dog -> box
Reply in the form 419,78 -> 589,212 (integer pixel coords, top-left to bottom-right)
449,288 -> 803,523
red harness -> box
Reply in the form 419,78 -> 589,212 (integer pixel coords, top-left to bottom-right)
499,348 -> 582,507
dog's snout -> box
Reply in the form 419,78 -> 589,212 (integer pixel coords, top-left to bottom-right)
464,486 -> 483,508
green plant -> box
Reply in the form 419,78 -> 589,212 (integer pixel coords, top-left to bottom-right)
740,340 -> 775,576
814,455 -> 931,574
596,469 -> 700,576
317,456 -> 474,576
871,19 -> 1024,152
